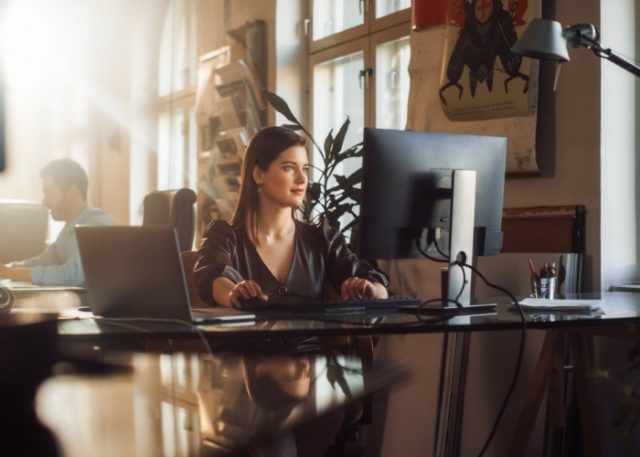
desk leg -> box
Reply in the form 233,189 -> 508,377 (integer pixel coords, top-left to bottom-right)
508,329 -> 561,457
434,332 -> 470,457
569,334 -> 601,457
544,332 -> 567,454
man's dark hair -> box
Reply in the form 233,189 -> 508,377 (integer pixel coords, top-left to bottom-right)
40,158 -> 89,199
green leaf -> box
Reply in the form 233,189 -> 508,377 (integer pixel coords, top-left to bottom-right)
264,91 -> 301,125
329,117 -> 350,159
334,168 -> 363,189
335,143 -> 363,162
307,182 -> 322,201
323,130 -> 334,161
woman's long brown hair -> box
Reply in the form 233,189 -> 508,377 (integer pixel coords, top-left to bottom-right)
231,126 -> 307,244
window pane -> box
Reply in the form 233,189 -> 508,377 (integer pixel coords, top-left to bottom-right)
313,51 -> 364,165
157,110 -> 186,189
312,51 -> 364,232
375,0 -> 411,18
187,106 -> 198,190
158,0 -> 187,97
375,36 -> 410,130
313,0 -> 364,41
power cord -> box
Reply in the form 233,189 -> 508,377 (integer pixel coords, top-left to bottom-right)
460,262 -> 527,457
419,232 -> 527,456
415,233 -> 448,263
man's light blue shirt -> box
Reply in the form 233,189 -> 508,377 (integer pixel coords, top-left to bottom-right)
12,207 -> 114,286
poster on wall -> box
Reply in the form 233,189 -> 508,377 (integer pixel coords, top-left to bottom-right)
439,0 -> 539,121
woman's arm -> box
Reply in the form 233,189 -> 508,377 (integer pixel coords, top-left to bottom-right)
318,220 -> 390,298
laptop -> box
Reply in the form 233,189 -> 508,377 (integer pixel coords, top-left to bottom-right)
76,225 -> 254,324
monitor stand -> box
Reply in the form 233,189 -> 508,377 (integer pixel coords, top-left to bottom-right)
421,169 -> 496,315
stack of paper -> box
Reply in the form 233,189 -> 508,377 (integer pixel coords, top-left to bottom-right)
516,298 -> 602,312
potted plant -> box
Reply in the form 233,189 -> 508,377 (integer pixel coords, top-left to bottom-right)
264,91 -> 363,249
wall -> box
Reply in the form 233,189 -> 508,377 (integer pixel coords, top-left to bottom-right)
406,1 -> 601,292
506,0 -> 601,291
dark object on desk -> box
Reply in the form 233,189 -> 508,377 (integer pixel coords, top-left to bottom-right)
264,296 -> 422,315
360,128 -> 506,259
404,302 -> 497,316
142,188 -> 196,252
0,201 -> 49,263
77,225 -> 253,324
0,313 -> 60,456
77,225 -> 195,321
360,127 -> 506,308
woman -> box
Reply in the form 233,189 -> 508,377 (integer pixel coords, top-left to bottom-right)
194,126 -> 388,309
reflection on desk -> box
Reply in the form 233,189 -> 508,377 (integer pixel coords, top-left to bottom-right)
37,348 -> 409,457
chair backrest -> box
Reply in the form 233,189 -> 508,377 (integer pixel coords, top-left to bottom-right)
0,201 -> 49,263
142,188 -> 196,252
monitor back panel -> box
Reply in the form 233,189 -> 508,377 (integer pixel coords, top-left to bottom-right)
76,225 -> 192,321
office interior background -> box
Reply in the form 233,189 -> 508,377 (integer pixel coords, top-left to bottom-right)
0,0 -> 638,292
0,0 -> 639,454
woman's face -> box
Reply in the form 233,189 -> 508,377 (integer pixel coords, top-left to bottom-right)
253,145 -> 309,209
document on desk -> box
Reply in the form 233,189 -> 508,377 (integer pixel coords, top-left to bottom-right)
516,298 -> 602,312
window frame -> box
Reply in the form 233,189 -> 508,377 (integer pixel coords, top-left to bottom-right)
308,2 -> 412,135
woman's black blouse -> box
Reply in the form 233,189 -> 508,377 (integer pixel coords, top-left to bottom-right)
194,219 -> 388,306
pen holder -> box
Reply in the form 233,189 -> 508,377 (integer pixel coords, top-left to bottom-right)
532,276 -> 557,299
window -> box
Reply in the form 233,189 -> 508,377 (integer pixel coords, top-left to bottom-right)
309,0 -> 411,153
308,0 -> 411,229
156,0 -> 198,192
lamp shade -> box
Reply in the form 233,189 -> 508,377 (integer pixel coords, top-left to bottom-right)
512,18 -> 570,62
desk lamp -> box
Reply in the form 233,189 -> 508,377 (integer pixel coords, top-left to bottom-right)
512,18 -> 640,78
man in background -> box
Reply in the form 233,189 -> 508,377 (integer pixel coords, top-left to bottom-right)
0,158 -> 114,286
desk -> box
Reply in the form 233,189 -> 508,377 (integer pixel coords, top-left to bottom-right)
6,291 -> 640,456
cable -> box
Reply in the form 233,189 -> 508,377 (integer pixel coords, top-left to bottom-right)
461,263 -> 527,457
415,233 -> 467,307
433,234 -> 448,259
453,261 -> 467,304
415,234 -> 447,263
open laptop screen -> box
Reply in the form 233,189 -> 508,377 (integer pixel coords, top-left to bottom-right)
76,225 -> 193,321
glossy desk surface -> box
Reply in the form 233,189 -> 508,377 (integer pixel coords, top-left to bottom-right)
5,289 -> 640,456
7,290 -> 640,342
23,342 -> 409,456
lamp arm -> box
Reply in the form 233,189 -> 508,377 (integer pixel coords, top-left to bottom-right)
581,35 -> 640,78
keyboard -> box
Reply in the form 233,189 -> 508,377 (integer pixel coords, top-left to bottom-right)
263,296 -> 423,315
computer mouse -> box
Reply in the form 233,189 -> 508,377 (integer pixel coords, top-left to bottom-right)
236,296 -> 269,310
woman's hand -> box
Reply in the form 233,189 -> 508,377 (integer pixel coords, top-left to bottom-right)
340,277 -> 388,300
213,277 -> 268,308
228,279 -> 268,309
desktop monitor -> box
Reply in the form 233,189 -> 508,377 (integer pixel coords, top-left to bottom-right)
359,128 -> 507,306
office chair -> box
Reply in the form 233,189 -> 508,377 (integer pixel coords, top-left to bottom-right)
142,188 -> 197,252
0,201 -> 49,263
